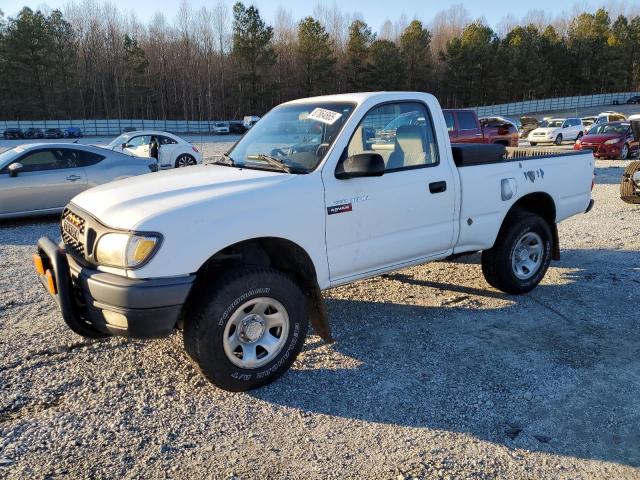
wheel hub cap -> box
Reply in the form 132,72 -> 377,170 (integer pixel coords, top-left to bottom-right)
511,232 -> 544,280
239,315 -> 265,342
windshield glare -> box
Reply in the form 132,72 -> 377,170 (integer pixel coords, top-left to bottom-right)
227,102 -> 355,173
545,120 -> 564,128
0,147 -> 21,170
588,123 -> 629,135
107,134 -> 129,147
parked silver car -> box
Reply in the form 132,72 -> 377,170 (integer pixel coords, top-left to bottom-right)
0,143 -> 157,219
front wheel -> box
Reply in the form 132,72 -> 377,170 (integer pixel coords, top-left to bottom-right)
481,211 -> 553,294
529,142 -> 537,147
175,154 -> 197,168
620,161 -> 640,204
554,134 -> 563,146
183,268 -> 309,391
620,143 -> 630,160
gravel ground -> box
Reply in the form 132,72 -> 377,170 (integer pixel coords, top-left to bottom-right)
0,146 -> 639,479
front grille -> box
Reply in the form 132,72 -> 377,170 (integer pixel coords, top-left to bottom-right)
61,208 -> 86,258
581,145 -> 599,153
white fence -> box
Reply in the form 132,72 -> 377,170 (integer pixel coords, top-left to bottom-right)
474,91 -> 639,117
0,119 -> 232,136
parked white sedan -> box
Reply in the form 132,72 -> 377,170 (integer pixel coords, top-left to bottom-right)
528,118 -> 585,146
105,131 -> 202,169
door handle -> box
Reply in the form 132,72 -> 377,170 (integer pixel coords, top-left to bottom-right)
429,181 -> 447,194
66,175 -> 81,181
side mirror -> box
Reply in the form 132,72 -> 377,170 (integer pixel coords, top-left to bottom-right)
631,120 -> 640,142
335,152 -> 385,179
8,162 -> 23,177
121,142 -> 129,149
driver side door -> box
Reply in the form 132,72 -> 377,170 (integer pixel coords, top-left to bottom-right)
322,101 -> 457,284
123,135 -> 151,158
0,148 -> 88,215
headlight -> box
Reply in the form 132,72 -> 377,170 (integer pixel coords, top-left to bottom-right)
95,233 -> 161,268
604,138 -> 621,145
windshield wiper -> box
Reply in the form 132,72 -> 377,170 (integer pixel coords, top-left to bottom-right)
246,154 -> 292,173
212,152 -> 236,167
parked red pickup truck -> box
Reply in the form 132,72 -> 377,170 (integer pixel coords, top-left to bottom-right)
444,109 -> 518,147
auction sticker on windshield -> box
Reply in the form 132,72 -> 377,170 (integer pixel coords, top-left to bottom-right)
307,108 -> 343,125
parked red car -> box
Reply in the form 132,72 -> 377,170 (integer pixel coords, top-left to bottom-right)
443,109 -> 518,147
573,121 -> 638,160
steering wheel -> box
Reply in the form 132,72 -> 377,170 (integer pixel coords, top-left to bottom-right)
270,148 -> 288,157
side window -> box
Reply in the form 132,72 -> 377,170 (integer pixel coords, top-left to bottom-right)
457,112 -> 478,130
15,150 -> 66,172
347,102 -> 439,171
127,135 -> 150,147
77,150 -> 105,167
159,136 -> 177,145
444,112 -> 455,132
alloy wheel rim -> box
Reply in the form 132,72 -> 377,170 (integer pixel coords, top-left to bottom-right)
222,297 -> 290,369
511,232 -> 544,280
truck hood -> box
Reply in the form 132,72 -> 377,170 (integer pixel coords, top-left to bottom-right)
71,165 -> 291,229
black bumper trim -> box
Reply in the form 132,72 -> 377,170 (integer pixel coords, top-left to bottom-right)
36,236 -> 195,338
585,198 -> 595,213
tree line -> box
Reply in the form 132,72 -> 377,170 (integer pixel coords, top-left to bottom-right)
0,2 -> 639,121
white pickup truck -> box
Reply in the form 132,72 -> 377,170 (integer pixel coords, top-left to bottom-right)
35,92 -> 595,391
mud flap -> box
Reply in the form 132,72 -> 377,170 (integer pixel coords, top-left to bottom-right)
307,286 -> 333,343
552,223 -> 560,261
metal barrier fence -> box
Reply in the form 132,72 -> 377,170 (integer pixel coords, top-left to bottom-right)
2,91 -> 639,135
0,119 -> 232,136
474,91 -> 640,117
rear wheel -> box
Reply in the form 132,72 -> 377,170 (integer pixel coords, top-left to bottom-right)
175,154 -> 197,168
183,268 -> 308,391
554,134 -> 563,146
620,161 -> 640,204
529,142 -> 537,147
481,211 -> 553,294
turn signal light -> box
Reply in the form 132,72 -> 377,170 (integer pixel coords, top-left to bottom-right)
45,270 -> 57,295
33,254 -> 45,275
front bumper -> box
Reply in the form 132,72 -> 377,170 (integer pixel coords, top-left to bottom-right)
35,236 -> 195,338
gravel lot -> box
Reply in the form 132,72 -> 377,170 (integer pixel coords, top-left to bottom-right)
0,140 -> 639,479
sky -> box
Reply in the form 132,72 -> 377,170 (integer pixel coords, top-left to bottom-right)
2,0 -> 639,31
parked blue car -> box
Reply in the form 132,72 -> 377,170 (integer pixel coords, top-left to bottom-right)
64,126 -> 83,138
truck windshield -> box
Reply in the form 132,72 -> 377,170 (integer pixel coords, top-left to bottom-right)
227,102 -> 355,173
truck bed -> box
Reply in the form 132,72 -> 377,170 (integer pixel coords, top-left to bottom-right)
450,143 -> 594,255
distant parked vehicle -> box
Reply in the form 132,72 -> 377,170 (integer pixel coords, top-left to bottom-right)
574,122 -> 638,160
443,109 -> 518,146
243,115 -> 260,129
626,95 -> 640,104
581,116 -> 598,130
229,121 -> 248,134
44,128 -> 63,139
24,128 -> 44,139
595,111 -> 627,125
478,116 -> 520,146
0,143 -> 157,219
64,127 -> 83,138
3,128 -> 23,140
528,117 -> 584,146
104,130 -> 202,169
519,117 -> 540,138
121,127 -> 137,133
213,122 -> 230,134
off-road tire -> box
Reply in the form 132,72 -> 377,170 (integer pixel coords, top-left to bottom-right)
620,161 -> 640,204
481,211 -> 553,294
183,267 -> 308,391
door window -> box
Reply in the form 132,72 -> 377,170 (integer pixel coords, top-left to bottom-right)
13,149 -> 72,172
444,112 -> 455,132
457,111 -> 477,130
158,136 -> 177,145
347,102 -> 439,171
126,135 -> 151,147
75,150 -> 105,167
